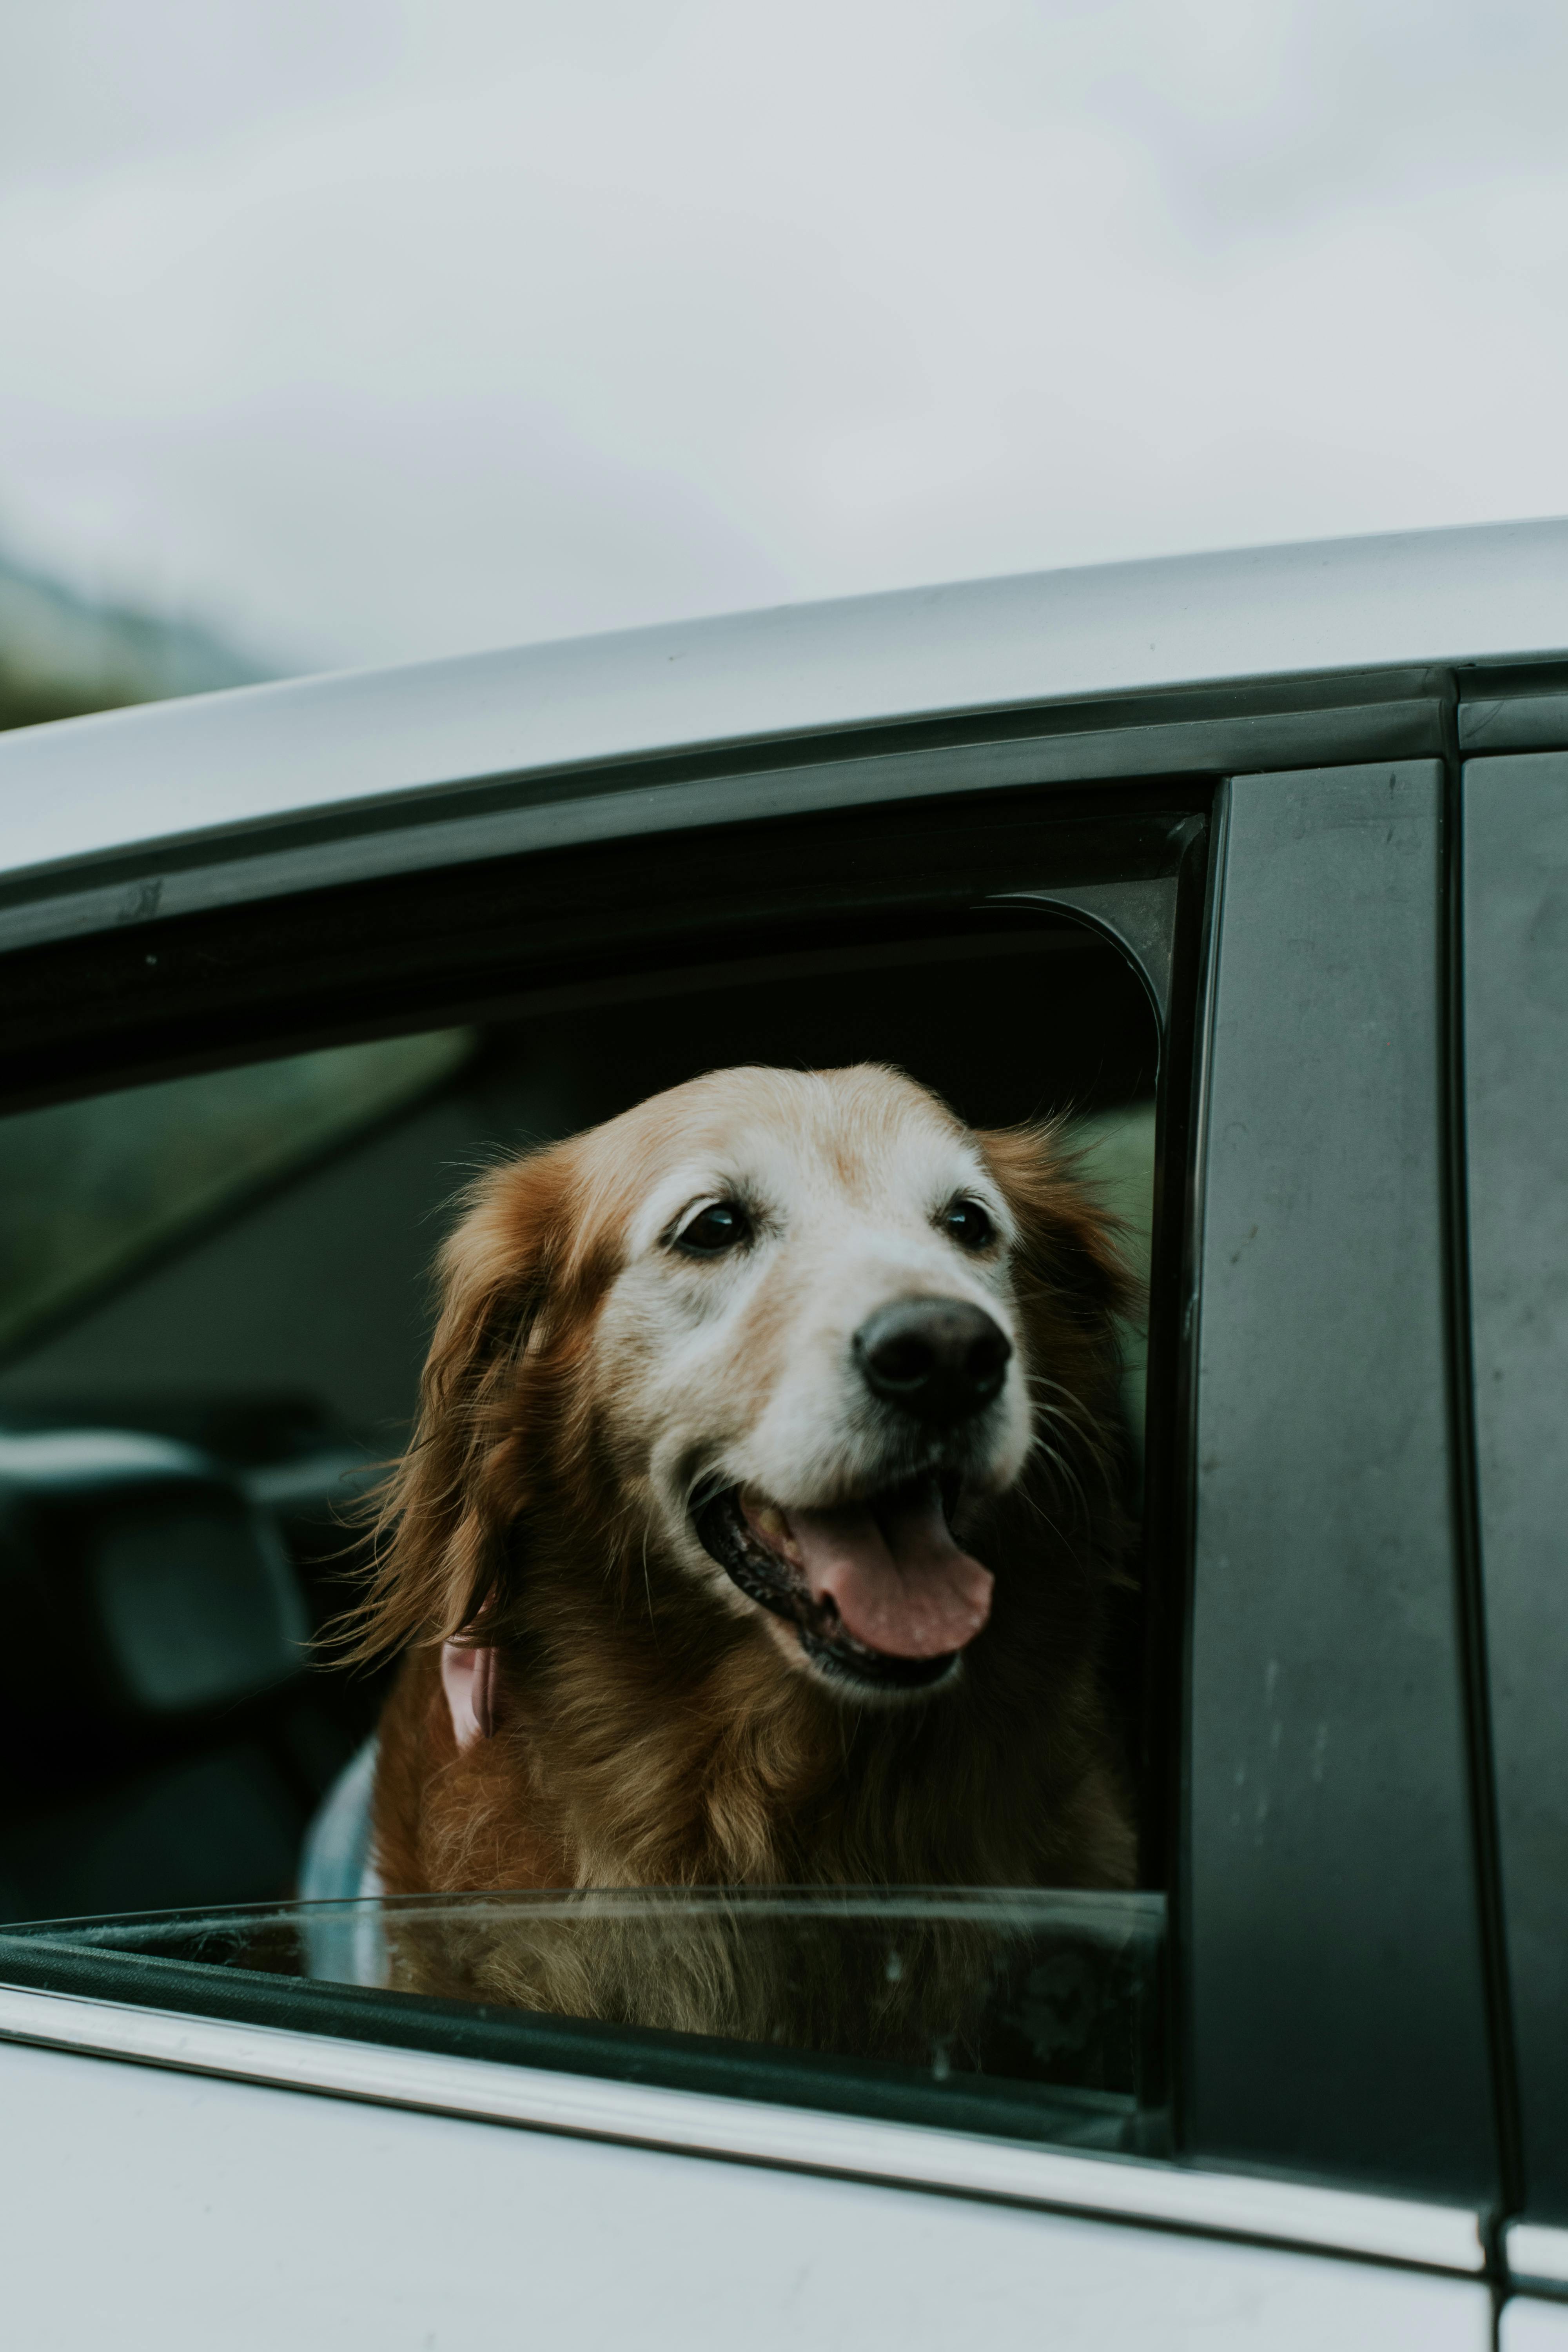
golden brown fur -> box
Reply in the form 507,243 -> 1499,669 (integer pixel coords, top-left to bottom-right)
351,1064 -> 1138,2043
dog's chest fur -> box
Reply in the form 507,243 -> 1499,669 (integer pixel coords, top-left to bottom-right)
370,1512 -> 1134,2042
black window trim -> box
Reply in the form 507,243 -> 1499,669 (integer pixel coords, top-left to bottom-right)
0,664 -> 1450,966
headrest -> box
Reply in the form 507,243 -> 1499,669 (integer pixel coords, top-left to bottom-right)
0,1428 -> 307,1724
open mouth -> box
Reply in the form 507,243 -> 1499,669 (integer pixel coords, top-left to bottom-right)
693,1475 -> 994,1693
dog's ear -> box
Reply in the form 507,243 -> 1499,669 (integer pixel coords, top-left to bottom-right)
344,1136 -> 583,1661
975,1118 -> 1139,1336
975,1121 -> 1141,1532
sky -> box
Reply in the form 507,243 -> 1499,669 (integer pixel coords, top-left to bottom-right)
3,0 -> 1568,676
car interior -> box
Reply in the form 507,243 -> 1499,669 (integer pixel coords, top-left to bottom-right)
0,921 -> 1159,1919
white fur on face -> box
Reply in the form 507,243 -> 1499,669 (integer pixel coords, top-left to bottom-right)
584,1068 -> 1033,1609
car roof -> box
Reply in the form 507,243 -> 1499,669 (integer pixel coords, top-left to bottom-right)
1,516 -> 1566,891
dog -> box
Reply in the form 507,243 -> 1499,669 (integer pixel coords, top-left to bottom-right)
349,1063 -> 1138,2046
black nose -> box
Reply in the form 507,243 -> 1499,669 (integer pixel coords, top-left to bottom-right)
853,1297 -> 1013,1425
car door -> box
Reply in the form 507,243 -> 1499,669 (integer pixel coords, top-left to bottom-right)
0,654 -> 1502,2347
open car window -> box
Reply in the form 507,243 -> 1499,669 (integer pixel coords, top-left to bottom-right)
0,1029 -> 472,1356
0,784 -> 1178,2160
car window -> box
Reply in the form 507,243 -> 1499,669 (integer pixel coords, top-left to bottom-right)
0,1029 -> 472,1356
0,835 -> 1175,2165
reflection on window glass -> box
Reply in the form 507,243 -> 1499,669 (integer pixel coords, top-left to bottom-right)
0,1031 -> 473,1353
0,1886 -> 1168,2154
1070,1101 -> 1155,1455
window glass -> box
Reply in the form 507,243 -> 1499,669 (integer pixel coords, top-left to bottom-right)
0,1030 -> 472,1355
0,1887 -> 1167,2153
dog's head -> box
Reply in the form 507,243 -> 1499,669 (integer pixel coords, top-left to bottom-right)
361,1064 -> 1132,1705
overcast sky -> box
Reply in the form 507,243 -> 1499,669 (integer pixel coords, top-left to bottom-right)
4,0 -> 1568,674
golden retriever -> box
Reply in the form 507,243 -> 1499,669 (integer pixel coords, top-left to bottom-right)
351,1063 -> 1138,2040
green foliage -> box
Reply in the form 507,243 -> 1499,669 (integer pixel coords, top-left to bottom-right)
0,658 -> 149,733
0,1032 -> 473,1356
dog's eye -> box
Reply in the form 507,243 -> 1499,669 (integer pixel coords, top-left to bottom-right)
941,1196 -> 996,1251
674,1199 -> 751,1257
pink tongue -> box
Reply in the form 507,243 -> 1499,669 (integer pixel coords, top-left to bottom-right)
780,1487 -> 993,1659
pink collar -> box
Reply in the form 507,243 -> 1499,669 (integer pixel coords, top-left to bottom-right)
439,1640 -> 499,1751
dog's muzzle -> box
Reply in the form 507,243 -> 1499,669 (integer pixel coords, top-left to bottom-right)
693,1475 -> 993,1694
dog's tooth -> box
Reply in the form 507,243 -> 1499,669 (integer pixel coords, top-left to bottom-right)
754,1502 -> 788,1543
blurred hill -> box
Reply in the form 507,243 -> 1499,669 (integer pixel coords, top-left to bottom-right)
0,548 -> 268,731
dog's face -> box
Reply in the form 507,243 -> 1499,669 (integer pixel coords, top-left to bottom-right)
375,1063 -> 1128,1709
584,1065 -> 1032,1695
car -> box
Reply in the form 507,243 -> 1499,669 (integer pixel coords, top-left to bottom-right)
0,517 -> 1564,2350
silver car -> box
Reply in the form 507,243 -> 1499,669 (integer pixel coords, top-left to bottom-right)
0,519 -> 1564,2351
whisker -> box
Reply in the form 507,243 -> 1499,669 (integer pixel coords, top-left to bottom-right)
1012,1476 -> 1073,1548
639,1526 -> 660,1643
1023,1427 -> 1094,1526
